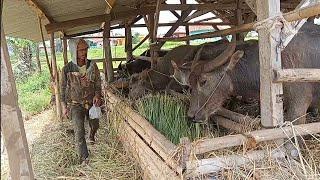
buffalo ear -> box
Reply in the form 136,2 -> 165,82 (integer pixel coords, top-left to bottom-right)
225,50 -> 244,71
171,60 -> 178,69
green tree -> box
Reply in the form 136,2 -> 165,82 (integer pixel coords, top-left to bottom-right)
132,32 -> 141,44
7,37 -> 37,80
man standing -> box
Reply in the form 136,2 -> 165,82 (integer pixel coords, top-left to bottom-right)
61,38 -> 102,164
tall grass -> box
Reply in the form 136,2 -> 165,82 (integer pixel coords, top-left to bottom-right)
16,70 -> 51,115
136,94 -> 204,144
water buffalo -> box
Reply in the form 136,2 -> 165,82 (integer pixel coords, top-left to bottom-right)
118,59 -> 151,78
128,39 -> 231,99
177,21 -> 320,125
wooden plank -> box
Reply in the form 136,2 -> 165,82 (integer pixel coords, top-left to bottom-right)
184,10 -> 212,22
62,37 -> 68,65
50,33 -> 62,121
45,8 -> 155,34
103,19 -> 114,83
282,0 -> 318,47
192,122 -> 320,155
159,3 -> 239,11
115,22 -> 230,28
25,0 -> 54,23
1,22 -> 35,180
257,0 -> 283,128
157,3 -> 320,42
185,149 -> 285,177
105,0 -> 116,14
106,90 -> 182,174
158,8 -> 193,48
119,121 -> 180,179
38,16 -> 53,79
274,69 -> 320,82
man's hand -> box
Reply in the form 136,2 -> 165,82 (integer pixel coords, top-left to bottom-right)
93,95 -> 102,107
62,103 -> 70,118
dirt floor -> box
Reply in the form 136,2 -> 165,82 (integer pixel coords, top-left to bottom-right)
1,109 -> 141,179
1,109 -> 53,179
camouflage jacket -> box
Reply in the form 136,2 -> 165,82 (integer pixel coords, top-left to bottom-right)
61,60 -> 101,108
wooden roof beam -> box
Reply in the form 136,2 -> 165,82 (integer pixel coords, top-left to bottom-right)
184,10 -> 212,22
45,8 -> 155,34
25,0 -> 54,23
105,0 -> 117,14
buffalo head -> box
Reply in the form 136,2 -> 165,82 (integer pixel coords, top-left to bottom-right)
187,40 -> 244,122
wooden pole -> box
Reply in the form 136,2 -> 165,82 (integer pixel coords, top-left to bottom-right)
38,16 -> 53,79
236,0 -> 245,41
256,0 -> 283,128
157,3 -> 320,42
186,149 -> 285,177
274,69 -> 320,82
62,37 -> 68,65
50,33 -> 62,121
192,122 -> 320,155
103,18 -> 114,83
1,23 -> 35,180
36,43 -> 42,72
180,0 -> 190,45
148,14 -> 158,68
125,22 -> 133,61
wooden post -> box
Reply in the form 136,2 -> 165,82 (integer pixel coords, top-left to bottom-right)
103,18 -> 114,83
36,43 -> 42,72
38,16 -> 53,79
148,14 -> 158,68
1,23 -> 35,180
125,22 -> 133,61
50,33 -> 62,121
180,0 -> 190,45
236,0 -> 245,41
62,37 -> 68,65
256,0 -> 283,128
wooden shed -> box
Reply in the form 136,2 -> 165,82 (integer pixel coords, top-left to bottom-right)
1,0 -> 320,179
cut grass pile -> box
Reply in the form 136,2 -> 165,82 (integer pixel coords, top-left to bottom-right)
30,115 -> 141,179
136,93 -> 204,145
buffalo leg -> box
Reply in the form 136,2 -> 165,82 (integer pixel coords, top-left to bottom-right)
284,84 -> 313,125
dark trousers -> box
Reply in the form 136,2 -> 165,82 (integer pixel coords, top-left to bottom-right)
71,104 -> 99,161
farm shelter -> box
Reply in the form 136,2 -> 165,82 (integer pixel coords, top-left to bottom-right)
1,0 -> 320,179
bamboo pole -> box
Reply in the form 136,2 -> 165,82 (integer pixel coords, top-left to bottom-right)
50,33 -> 62,121
158,3 -> 320,42
274,69 -> 320,82
1,22 -> 35,180
214,116 -> 248,133
192,122 -> 320,155
38,16 -> 53,79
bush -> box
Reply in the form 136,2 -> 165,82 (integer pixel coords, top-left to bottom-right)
16,70 -> 51,115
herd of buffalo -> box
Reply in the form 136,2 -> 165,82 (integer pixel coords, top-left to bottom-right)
116,20 -> 320,125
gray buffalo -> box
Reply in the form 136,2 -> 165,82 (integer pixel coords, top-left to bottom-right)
174,21 -> 320,125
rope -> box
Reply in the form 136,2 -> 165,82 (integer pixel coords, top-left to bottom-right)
253,14 -> 298,50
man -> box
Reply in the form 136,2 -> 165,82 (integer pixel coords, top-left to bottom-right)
61,38 -> 102,164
